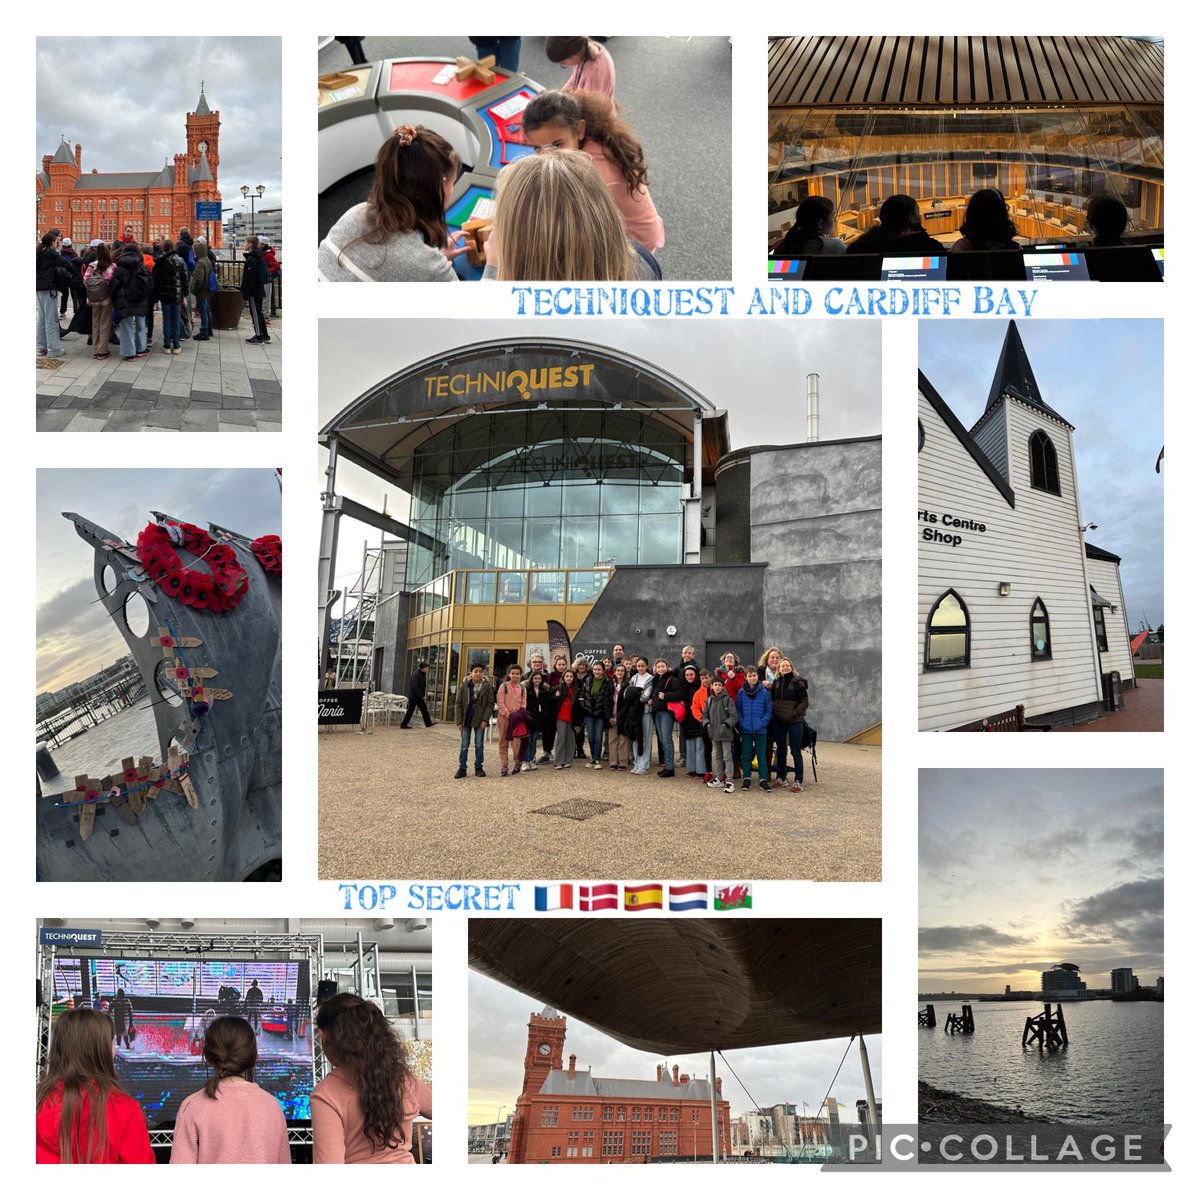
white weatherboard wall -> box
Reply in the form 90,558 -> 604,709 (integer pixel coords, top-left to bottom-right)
1088,555 -> 1136,684
917,389 -> 1102,730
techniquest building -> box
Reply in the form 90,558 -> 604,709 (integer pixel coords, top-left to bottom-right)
318,338 -> 881,743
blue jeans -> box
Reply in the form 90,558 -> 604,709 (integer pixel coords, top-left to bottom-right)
458,724 -> 486,770
118,315 -> 147,357
685,737 -> 705,774
742,730 -> 769,782
196,295 -> 212,335
654,711 -> 676,770
36,290 -> 61,354
585,715 -> 605,763
774,719 -> 806,783
161,302 -> 181,348
469,36 -> 521,72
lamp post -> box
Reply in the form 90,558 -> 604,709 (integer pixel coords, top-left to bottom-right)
240,184 -> 266,237
492,1106 -> 507,1156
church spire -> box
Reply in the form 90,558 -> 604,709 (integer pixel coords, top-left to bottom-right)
984,320 -> 1072,427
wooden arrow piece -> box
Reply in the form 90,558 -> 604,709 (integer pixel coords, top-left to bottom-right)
130,755 -> 153,816
169,747 -> 199,809
456,54 -> 496,85
80,775 -> 103,841
153,626 -> 202,654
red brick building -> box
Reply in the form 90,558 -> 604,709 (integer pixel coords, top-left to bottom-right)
36,86 -> 223,249
509,1005 -> 732,1164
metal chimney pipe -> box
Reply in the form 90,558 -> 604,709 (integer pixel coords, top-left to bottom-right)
806,373 -> 820,442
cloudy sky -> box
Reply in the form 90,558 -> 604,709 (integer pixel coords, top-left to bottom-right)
37,470 -> 281,693
37,38 -> 282,213
918,768 -> 1163,994
318,319 -> 882,591
919,319 -> 1164,630
468,968 -> 883,1127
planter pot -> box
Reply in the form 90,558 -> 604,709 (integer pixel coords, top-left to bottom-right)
211,290 -> 245,331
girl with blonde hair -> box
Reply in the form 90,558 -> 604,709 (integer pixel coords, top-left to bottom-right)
484,148 -> 660,281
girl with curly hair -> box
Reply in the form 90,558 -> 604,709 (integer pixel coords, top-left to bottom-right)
312,993 -> 432,1163
522,89 -> 664,252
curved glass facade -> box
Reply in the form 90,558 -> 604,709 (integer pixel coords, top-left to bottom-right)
406,405 -> 687,587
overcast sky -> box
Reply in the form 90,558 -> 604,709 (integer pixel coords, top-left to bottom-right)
468,968 -> 882,1127
318,319 -> 882,589
919,319 -> 1164,630
37,38 -> 282,213
37,470 -> 281,693
918,768 -> 1163,994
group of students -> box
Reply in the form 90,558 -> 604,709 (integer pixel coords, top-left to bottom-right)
36,994 -> 432,1164
318,36 -> 665,283
36,225 -> 279,359
452,644 -> 812,793
773,188 -> 1136,257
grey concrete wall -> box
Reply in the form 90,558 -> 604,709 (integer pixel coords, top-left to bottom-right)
374,591 -> 411,692
750,439 -> 882,741
714,455 -> 751,563
574,565 -> 766,669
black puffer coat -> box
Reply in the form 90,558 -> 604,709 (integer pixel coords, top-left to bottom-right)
109,247 -> 154,320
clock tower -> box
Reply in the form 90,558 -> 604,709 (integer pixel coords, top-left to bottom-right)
186,82 -> 220,180
520,1004 -> 566,1098
509,1005 -> 566,1164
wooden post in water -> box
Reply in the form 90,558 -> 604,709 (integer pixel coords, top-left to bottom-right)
918,1004 -> 936,1028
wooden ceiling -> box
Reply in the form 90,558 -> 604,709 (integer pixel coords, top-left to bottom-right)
769,36 -> 1163,108
469,918 -> 881,1054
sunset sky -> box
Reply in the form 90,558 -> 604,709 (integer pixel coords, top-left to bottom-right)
919,768 -> 1163,994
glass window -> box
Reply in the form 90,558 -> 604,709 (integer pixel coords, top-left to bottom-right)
497,572 -> 526,603
1029,430 -> 1061,494
564,479 -> 602,516
530,572 -> 565,604
491,486 -> 523,518
464,572 -> 495,604
599,515 -> 639,564
639,512 -> 682,563
925,589 -> 969,670
524,520 -> 561,567
525,484 -> 562,517
1093,605 -> 1109,651
1030,598 -> 1052,659
568,571 -> 606,604
389,974 -> 416,1018
561,516 -> 599,567
601,482 -> 642,515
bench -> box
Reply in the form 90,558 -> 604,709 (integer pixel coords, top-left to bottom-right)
948,704 -> 1051,732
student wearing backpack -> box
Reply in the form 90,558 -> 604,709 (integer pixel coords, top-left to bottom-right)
152,239 -> 190,354
240,236 -> 270,344
109,243 -> 153,360
83,243 -> 117,359
191,238 -> 215,340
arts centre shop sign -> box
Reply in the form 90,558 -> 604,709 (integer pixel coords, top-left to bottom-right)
918,508 -> 988,548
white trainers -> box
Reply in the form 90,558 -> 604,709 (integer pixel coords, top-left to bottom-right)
521,761 -> 532,772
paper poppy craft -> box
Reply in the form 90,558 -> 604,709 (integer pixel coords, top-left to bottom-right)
136,521 -> 249,612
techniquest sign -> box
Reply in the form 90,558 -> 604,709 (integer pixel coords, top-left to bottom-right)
918,508 -> 988,547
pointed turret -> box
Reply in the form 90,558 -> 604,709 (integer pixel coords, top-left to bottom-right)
196,150 -> 213,182
51,137 -> 74,165
195,81 -> 211,116
983,320 -> 1070,426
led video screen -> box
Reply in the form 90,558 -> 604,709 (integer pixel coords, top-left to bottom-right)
51,957 -> 313,1127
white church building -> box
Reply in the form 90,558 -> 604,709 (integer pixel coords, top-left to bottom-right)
918,321 -> 1137,731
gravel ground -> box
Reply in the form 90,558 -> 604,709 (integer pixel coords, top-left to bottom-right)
319,723 -> 880,880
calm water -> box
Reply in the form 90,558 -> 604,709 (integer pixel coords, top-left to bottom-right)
39,702 -> 161,792
919,1000 -> 1163,1123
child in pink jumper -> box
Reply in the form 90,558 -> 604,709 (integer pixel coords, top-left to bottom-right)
545,37 -> 616,97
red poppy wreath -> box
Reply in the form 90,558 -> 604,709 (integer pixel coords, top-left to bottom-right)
251,534 -> 282,575
136,522 -> 249,613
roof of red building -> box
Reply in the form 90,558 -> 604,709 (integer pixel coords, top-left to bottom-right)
540,1068 -> 718,1101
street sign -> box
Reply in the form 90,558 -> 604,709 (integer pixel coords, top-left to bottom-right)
39,927 -> 103,947
195,201 -> 222,222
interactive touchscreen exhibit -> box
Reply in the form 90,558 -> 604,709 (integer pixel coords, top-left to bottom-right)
51,957 -> 314,1127
318,57 -> 544,237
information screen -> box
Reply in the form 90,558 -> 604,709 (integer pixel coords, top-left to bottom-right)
881,255 -> 947,281
1023,251 -> 1092,282
51,957 -> 313,1127
767,257 -> 807,278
